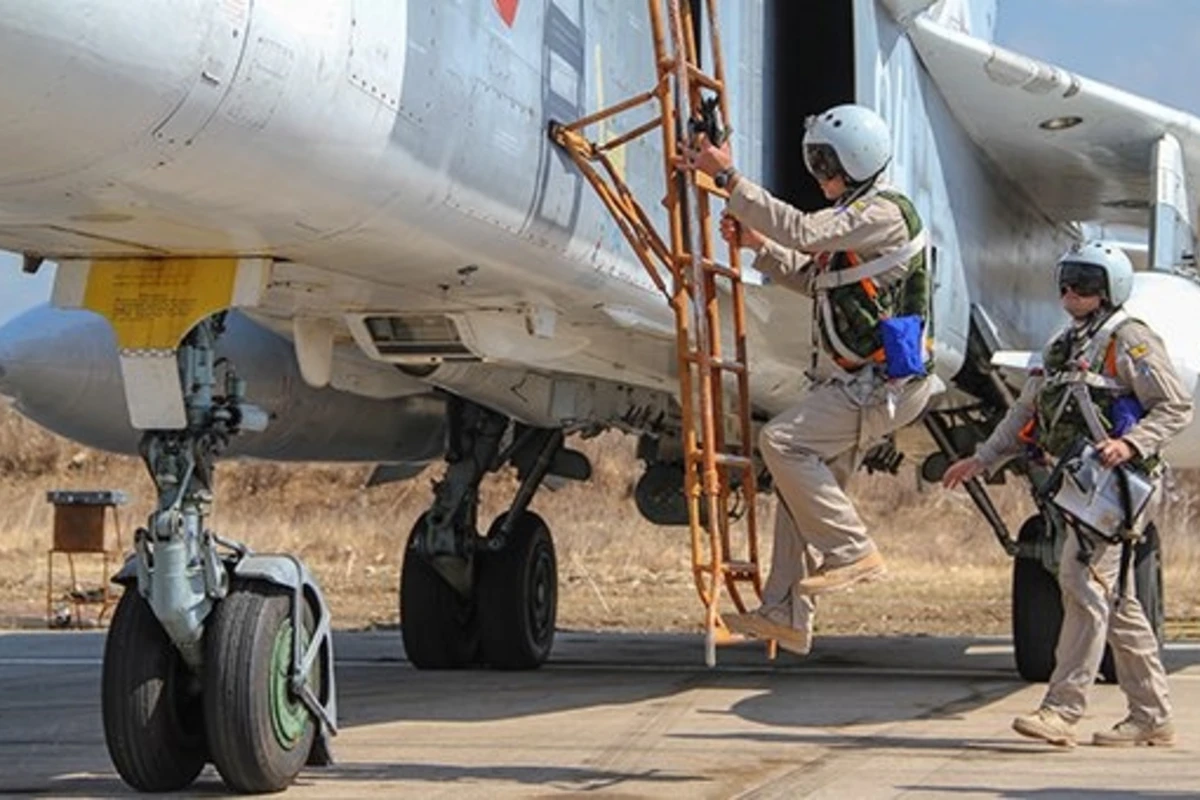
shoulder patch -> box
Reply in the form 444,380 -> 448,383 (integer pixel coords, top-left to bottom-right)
1127,342 -> 1150,361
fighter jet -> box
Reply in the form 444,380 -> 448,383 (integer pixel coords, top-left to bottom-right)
1,0 -> 1198,792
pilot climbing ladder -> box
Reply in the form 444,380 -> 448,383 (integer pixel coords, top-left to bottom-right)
552,0 -> 770,664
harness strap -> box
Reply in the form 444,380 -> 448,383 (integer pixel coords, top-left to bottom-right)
1047,370 -> 1124,392
812,229 -> 928,292
818,291 -> 881,368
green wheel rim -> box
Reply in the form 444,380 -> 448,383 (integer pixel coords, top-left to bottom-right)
269,620 -> 311,749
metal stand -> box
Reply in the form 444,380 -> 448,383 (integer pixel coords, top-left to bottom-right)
46,490 -> 127,628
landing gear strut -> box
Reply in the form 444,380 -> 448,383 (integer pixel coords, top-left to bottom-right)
401,398 -> 577,670
101,316 -> 337,794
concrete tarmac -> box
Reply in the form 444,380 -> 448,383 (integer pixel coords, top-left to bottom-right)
2,629 -> 1200,798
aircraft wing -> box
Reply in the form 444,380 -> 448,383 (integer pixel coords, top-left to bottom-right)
905,15 -> 1200,231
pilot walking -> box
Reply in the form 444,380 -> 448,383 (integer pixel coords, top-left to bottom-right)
686,104 -> 941,655
943,242 -> 1192,747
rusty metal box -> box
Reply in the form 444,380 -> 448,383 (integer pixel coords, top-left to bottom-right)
46,491 -> 127,553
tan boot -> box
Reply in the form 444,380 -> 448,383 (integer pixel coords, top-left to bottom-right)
796,550 -> 886,595
724,607 -> 811,656
1093,717 -> 1176,747
1012,707 -> 1077,747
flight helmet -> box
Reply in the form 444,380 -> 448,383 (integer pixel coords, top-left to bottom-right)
802,104 -> 892,185
1055,240 -> 1134,306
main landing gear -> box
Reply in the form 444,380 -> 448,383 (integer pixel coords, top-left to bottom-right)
924,408 -> 1165,683
101,316 -> 337,794
401,398 -> 588,670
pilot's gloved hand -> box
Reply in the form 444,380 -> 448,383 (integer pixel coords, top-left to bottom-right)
720,213 -> 763,251
681,134 -> 732,178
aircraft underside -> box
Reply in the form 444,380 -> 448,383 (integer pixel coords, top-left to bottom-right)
3,0 -> 1200,794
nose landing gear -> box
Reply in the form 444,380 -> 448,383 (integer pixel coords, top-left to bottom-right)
101,316 -> 337,794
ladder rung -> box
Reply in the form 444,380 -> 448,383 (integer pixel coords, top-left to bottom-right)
723,560 -> 760,579
714,452 -> 753,470
690,450 -> 753,470
675,257 -> 739,280
685,64 -> 723,92
702,259 -> 739,280
683,352 -> 746,374
694,171 -> 729,198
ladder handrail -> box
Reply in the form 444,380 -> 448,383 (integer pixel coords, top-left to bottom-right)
550,0 -> 769,665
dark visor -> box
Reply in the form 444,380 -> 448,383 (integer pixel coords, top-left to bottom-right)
1058,261 -> 1109,298
803,143 -> 843,182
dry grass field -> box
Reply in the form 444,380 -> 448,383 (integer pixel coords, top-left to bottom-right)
2,404 -> 1198,640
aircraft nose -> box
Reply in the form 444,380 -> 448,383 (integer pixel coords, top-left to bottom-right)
0,2 -> 213,187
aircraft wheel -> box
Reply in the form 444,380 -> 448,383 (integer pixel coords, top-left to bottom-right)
400,513 -> 479,668
1012,515 -> 1061,683
477,511 -> 557,669
102,590 -> 207,792
204,580 -> 320,794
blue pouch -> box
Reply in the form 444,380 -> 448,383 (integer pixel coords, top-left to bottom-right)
879,315 -> 927,379
1111,395 -> 1145,437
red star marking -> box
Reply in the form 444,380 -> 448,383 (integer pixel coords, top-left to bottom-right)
495,0 -> 519,27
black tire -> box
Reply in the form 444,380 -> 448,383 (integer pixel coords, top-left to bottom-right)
476,511 -> 557,669
1012,515 -> 1063,683
102,590 -> 207,792
400,513 -> 479,669
204,580 -> 320,794
1099,523 -> 1165,682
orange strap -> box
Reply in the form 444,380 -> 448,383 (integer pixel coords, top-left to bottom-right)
834,349 -> 886,371
825,249 -> 910,370
842,251 -> 883,304
1103,338 -> 1118,376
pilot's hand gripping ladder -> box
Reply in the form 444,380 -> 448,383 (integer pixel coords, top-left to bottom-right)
551,0 -> 770,665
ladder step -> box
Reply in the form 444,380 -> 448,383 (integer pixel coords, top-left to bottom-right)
674,257 -> 740,280
701,259 -> 739,280
683,352 -> 746,374
690,450 -> 753,470
694,171 -> 729,198
714,452 -> 753,469
685,64 -> 723,92
723,560 -> 760,579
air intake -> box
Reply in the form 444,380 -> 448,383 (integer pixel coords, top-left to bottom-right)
362,315 -> 477,361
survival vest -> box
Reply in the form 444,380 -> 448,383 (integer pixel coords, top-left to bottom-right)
1029,308 -> 1155,470
811,190 -> 932,375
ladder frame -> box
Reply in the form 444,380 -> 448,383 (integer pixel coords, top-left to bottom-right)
551,0 -> 771,664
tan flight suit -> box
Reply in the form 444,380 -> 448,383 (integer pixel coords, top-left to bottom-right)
975,315 -> 1193,727
727,177 -> 942,633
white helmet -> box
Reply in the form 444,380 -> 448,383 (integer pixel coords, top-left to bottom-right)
802,104 -> 892,184
1055,240 -> 1134,306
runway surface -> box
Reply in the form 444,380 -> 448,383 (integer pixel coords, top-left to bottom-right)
3,629 -> 1200,797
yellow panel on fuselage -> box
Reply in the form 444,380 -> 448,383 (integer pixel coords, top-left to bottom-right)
81,258 -> 239,350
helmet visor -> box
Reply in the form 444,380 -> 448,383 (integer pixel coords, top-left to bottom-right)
803,143 -> 842,182
1058,261 -> 1109,298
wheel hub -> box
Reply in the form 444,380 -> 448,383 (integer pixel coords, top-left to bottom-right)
269,621 -> 311,749
528,546 -> 555,641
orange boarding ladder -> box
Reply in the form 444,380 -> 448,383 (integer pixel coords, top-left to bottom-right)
551,0 -> 770,665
